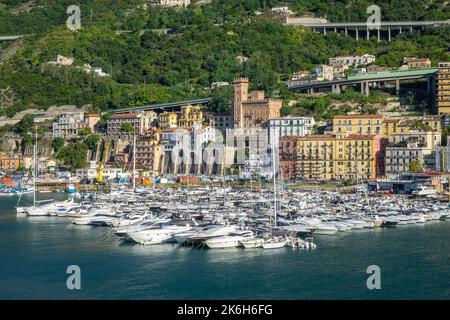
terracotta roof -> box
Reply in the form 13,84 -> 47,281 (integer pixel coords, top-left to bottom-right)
85,114 -> 100,117
111,113 -> 140,118
345,134 -> 378,139
334,114 -> 384,119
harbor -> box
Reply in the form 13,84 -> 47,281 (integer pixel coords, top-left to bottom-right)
1,191 -> 450,300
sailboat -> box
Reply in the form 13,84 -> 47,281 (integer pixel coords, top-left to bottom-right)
17,125 -> 48,216
262,137 -> 287,249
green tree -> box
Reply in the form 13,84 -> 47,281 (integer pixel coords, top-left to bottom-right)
22,133 -> 32,147
51,137 -> 65,153
15,114 -> 34,135
85,134 -> 101,151
409,160 -> 423,173
120,122 -> 134,133
56,142 -> 88,169
78,126 -> 93,137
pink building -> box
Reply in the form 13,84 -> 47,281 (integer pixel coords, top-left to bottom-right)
85,114 -> 101,132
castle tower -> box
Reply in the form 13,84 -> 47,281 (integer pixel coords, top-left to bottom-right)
232,78 -> 249,128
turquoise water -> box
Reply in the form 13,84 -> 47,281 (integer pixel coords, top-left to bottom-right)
0,194 -> 449,300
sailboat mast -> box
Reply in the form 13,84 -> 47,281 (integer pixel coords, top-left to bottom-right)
33,125 -> 37,206
133,132 -> 136,191
271,137 -> 277,228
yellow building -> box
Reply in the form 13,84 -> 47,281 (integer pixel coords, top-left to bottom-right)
383,115 -> 441,140
0,152 -> 21,171
291,134 -> 384,181
178,104 -> 205,129
437,62 -> 450,115
158,112 -> 179,130
332,115 -> 384,136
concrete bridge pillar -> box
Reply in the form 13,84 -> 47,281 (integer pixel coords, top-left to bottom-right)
334,27 -> 337,33
356,27 -> 359,40
323,27 -> 327,35
332,84 -> 341,94
345,27 -> 348,36
395,78 -> 400,95
366,28 -> 370,40
377,28 -> 380,42
365,81 -> 370,96
388,26 -> 391,42
399,26 -> 402,34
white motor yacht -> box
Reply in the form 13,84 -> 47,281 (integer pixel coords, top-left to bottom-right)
128,223 -> 193,245
204,230 -> 254,249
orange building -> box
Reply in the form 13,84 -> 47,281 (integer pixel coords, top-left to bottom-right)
0,152 -> 21,171
232,78 -> 282,128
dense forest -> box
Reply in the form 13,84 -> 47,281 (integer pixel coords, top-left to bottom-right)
0,0 -> 449,118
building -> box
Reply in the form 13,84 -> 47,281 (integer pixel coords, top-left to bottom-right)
435,137 -> 450,172
291,71 -> 310,81
366,65 -> 387,73
107,112 -> 153,139
52,112 -> 86,139
313,65 -> 334,81
48,55 -> 74,66
208,113 -> 233,132
264,116 -> 315,142
232,78 -> 282,128
437,62 -> 450,115
332,65 -> 349,79
389,130 -> 441,149
328,54 -> 376,67
385,130 -> 440,175
178,105 -> 205,129
333,114 -> 385,136
158,112 -> 179,130
386,142 -> 428,174
383,115 -> 442,140
84,114 -> 101,132
0,152 -> 21,171
280,134 -> 384,181
135,129 -> 162,177
271,6 -> 293,15
159,0 -> 190,7
403,57 -> 432,69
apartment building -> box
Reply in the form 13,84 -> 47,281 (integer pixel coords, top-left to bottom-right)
158,112 -> 179,130
135,129 -> 162,177
0,152 -> 22,171
333,114 -> 384,136
264,116 -> 315,142
280,134 -> 384,181
328,54 -> 376,67
178,105 -> 205,129
107,112 -> 153,139
52,112 -> 86,139
437,62 -> 450,115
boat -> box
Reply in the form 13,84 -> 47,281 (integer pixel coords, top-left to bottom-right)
128,223 -> 193,245
204,230 -> 254,249
262,236 -> 287,249
239,237 -> 266,249
412,185 -> 437,197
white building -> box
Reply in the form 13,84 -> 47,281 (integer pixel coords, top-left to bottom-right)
313,65 -> 334,81
52,112 -> 86,139
328,54 -> 376,67
264,116 -> 315,142
271,6 -> 293,15
159,0 -> 190,7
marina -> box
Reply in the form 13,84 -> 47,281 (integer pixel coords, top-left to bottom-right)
1,191 -> 450,299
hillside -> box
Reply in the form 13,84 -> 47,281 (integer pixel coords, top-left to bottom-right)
0,0 -> 449,118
